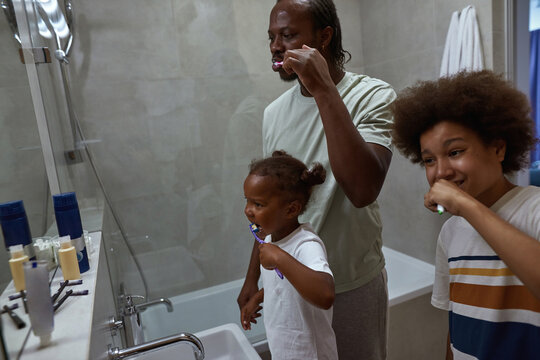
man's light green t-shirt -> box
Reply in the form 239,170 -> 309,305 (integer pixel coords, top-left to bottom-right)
263,72 -> 396,293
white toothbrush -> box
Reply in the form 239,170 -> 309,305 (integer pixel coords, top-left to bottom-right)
437,204 -> 445,214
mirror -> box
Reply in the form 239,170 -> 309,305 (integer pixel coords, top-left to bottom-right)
0,0 -> 54,355
0,1 -> 103,356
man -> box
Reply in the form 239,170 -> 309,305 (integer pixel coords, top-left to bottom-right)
238,1 -> 396,358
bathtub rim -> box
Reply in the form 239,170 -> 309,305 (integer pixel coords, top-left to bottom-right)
141,245 -> 436,353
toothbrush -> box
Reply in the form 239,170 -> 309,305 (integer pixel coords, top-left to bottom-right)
437,204 -> 445,215
249,223 -> 284,279
2,304 -> 25,329
273,61 -> 283,67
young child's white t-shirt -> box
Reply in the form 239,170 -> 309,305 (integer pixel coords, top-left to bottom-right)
261,223 -> 338,360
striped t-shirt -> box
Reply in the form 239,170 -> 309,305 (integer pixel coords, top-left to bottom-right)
431,186 -> 540,360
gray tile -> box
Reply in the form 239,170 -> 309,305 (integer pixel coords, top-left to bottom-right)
364,48 -> 440,92
361,0 -> 436,65
0,0 -> 508,309
379,154 -> 446,264
72,0 -> 181,82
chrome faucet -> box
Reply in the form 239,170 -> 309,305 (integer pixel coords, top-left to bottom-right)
108,332 -> 204,360
135,297 -> 173,313
119,295 -> 173,347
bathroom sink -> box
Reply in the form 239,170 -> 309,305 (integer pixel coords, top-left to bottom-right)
126,323 -> 261,360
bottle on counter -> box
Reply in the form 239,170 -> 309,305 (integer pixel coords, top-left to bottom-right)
33,236 -> 56,271
24,260 -> 54,347
52,192 -> 89,273
57,236 -> 81,281
8,244 -> 29,292
0,200 -> 35,260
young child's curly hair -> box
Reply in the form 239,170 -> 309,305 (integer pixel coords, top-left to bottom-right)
391,70 -> 537,173
249,150 -> 326,213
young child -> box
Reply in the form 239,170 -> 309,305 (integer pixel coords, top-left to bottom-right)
241,150 -> 338,360
391,70 -> 540,360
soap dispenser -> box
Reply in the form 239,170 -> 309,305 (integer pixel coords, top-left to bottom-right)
53,192 -> 89,273
57,235 -> 81,281
8,244 -> 29,291
0,200 -> 35,260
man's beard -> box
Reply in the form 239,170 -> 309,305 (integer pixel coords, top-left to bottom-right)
280,71 -> 298,82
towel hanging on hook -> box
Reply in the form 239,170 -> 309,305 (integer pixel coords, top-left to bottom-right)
440,5 -> 484,77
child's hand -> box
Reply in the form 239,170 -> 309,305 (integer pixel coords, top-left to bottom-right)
240,292 -> 263,331
237,281 -> 259,313
424,179 -> 473,215
258,243 -> 283,270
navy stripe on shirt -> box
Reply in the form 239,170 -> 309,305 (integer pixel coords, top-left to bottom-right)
449,311 -> 540,359
448,255 -> 500,263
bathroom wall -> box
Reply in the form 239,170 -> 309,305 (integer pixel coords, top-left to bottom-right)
63,0 -> 365,299
358,4 -> 505,355
66,0 -> 276,299
361,0 -> 503,264
0,0 -> 505,299
0,1 -> 508,358
57,0 -> 506,301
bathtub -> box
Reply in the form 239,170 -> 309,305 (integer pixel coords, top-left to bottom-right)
141,246 -> 435,352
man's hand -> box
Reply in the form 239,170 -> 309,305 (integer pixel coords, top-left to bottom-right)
282,45 -> 334,97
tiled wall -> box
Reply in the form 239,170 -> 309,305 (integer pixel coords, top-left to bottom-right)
0,1 -> 505,357
1,0 -> 502,300
67,0 -> 284,298
63,0 -> 364,298
364,0 -> 499,264
68,0 -> 501,297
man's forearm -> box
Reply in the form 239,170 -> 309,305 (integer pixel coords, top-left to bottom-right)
315,89 -> 391,206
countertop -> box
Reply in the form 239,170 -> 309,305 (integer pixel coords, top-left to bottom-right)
1,232 -> 102,359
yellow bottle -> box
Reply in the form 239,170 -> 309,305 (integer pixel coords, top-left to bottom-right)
9,244 -> 29,291
58,236 -> 81,281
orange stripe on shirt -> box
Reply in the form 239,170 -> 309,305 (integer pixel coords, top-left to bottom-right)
450,267 -> 514,276
450,282 -> 540,312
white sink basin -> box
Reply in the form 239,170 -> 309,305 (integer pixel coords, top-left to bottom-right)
126,323 -> 261,360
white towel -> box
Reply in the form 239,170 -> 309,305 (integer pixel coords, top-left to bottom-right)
440,10 -> 460,76
459,6 -> 484,71
440,5 -> 484,77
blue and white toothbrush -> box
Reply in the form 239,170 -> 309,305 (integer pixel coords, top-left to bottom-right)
249,223 -> 284,279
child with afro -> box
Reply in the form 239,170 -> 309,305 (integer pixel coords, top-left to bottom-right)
391,70 -> 540,360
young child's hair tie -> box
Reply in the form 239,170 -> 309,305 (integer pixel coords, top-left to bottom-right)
301,164 -> 326,186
